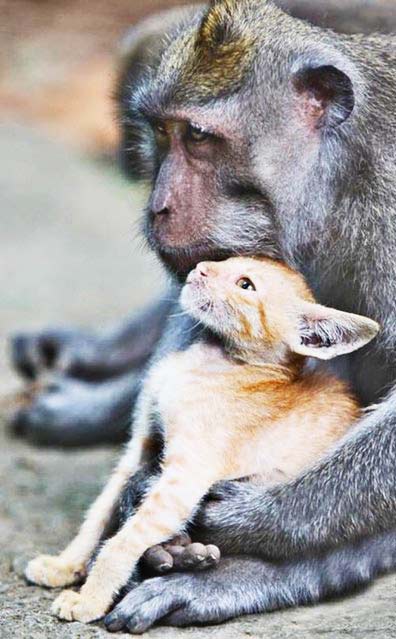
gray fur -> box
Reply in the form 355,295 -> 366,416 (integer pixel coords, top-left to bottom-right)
106,529 -> 396,630
105,0 -> 396,631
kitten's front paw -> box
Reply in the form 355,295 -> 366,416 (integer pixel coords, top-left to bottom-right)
52,589 -> 105,623
25,555 -> 85,588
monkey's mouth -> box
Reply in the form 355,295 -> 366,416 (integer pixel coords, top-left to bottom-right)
144,214 -> 280,279
160,245 -> 233,279
152,239 -> 234,280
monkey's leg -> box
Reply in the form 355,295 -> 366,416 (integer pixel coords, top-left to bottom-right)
25,431 -> 148,589
10,296 -> 172,383
105,529 -> 396,632
9,372 -> 140,447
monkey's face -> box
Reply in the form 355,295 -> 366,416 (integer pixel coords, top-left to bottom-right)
141,110 -> 278,276
119,0 -> 356,278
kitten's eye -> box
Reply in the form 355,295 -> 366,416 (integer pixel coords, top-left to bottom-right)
186,123 -> 211,143
236,277 -> 256,291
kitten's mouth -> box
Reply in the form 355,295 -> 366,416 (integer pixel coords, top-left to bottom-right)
180,280 -> 213,318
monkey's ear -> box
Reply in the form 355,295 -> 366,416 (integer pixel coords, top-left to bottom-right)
288,303 -> 379,360
291,65 -> 355,129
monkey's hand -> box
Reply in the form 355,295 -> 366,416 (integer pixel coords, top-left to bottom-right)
104,557 -> 276,632
143,533 -> 220,574
192,480 -> 277,556
11,328 -> 106,381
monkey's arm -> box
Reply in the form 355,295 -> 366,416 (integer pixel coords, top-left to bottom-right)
105,529 -> 396,632
195,392 -> 396,561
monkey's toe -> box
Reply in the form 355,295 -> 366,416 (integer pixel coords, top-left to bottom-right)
143,545 -> 174,573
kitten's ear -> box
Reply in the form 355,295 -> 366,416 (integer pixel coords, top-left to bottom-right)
288,303 -> 380,360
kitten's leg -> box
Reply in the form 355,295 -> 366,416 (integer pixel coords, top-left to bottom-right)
25,431 -> 148,588
120,469 -> 221,575
52,445 -> 220,623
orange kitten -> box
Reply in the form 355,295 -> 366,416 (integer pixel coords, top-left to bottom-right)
26,257 -> 379,624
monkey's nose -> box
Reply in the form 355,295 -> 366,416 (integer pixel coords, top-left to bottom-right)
152,206 -> 170,217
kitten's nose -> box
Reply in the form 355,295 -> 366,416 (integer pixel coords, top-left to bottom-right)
196,262 -> 209,277
186,262 -> 210,284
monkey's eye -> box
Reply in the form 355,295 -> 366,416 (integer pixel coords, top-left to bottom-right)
186,123 -> 211,144
153,121 -> 167,139
236,277 -> 256,291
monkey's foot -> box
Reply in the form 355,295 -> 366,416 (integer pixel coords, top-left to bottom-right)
25,555 -> 86,588
52,589 -> 106,623
9,375 -> 136,447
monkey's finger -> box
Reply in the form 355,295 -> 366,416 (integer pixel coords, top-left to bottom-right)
170,543 -> 206,571
143,546 -> 174,573
163,532 -> 191,550
172,543 -> 221,571
195,545 -> 221,571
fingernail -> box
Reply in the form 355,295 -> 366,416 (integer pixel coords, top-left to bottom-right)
158,563 -> 172,573
104,614 -> 124,632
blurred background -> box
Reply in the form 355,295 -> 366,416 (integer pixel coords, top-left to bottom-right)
0,4 -> 179,635
0,0 -> 190,395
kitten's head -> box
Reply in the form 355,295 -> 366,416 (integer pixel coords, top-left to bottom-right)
180,257 -> 379,365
